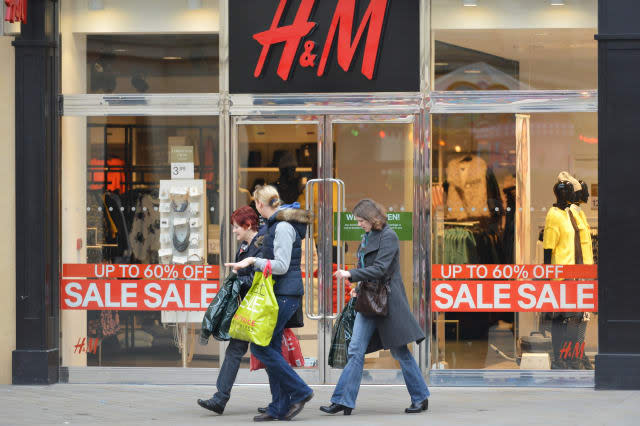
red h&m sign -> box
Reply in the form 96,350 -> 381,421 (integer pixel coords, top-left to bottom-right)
253,0 -> 388,81
229,0 -> 419,93
4,0 -> 27,24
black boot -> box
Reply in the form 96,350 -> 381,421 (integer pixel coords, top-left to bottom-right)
282,392 -> 314,421
197,398 -> 224,415
405,398 -> 428,414
319,403 -> 353,415
253,413 -> 277,422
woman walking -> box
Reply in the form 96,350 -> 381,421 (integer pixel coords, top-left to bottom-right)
320,199 -> 430,415
225,185 -> 314,422
197,206 -> 264,414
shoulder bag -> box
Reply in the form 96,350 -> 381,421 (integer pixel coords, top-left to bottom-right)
354,278 -> 390,317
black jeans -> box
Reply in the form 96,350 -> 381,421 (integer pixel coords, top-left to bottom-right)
211,338 -> 249,407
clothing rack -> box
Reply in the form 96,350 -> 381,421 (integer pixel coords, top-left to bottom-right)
444,221 -> 480,227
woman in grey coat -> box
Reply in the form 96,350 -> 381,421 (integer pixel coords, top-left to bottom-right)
320,199 -> 430,415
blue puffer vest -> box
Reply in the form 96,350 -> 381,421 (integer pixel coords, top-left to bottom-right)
262,207 -> 312,296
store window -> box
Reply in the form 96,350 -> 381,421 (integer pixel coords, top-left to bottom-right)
431,112 -> 598,370
60,1 -> 222,369
62,115 -> 220,368
86,35 -> 219,94
61,0 -> 220,94
432,0 -> 597,90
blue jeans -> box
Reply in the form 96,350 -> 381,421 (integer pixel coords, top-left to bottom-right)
331,312 -> 430,409
251,295 -> 312,419
211,338 -> 249,408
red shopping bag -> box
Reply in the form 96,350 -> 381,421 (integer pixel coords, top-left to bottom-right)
313,264 -> 352,313
250,329 -> 304,370
283,328 -> 305,367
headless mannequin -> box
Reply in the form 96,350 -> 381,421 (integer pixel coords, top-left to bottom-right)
543,179 -> 590,369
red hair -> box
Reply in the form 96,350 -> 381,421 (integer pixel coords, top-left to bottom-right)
231,206 -> 258,231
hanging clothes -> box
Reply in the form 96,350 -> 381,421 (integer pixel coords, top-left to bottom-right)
129,192 -> 160,264
501,185 -> 516,264
104,192 -> 131,262
443,227 -> 479,264
444,155 -> 503,222
570,204 -> 594,265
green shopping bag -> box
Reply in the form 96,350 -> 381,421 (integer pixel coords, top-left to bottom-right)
229,261 -> 279,346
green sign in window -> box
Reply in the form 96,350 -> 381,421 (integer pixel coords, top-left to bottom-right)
333,212 -> 413,241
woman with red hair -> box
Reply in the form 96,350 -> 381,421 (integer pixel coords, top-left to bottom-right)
198,205 -> 264,415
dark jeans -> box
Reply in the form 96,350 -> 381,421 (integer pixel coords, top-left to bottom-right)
211,338 -> 249,408
251,295 -> 312,419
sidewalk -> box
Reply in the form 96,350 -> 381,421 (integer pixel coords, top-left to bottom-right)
1,384 -> 638,425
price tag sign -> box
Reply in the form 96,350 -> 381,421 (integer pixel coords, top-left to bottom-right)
171,162 -> 194,179
170,146 -> 194,179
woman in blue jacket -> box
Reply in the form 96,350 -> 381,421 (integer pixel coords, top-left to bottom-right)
225,185 -> 313,422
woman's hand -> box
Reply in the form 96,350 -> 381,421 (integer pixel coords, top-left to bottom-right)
334,269 -> 351,280
224,257 -> 255,272
350,287 -> 357,298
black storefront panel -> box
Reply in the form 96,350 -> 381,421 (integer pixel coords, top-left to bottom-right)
229,0 -> 420,93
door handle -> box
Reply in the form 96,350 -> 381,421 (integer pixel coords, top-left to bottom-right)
326,178 -> 346,318
304,179 -> 323,320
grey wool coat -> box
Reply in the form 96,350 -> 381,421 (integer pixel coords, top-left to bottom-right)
349,225 -> 425,352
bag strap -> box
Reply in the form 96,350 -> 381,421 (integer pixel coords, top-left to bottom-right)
263,260 -> 272,277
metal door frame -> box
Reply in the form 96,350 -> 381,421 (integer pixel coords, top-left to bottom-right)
229,115 -> 326,385
228,113 -> 429,385
323,114 -> 429,384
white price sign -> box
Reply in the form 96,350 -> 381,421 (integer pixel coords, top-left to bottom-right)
171,162 -> 194,179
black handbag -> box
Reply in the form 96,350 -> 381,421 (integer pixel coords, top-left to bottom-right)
354,280 -> 390,317
285,303 -> 304,328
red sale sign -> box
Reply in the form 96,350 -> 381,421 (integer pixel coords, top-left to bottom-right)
61,279 -> 218,311
431,281 -> 598,313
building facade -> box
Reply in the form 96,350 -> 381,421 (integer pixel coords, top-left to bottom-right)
3,0 -> 638,389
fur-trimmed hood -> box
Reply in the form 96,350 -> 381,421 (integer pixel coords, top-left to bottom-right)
274,207 -> 313,225
267,207 -> 313,240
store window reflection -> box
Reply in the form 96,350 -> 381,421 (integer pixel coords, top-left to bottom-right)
432,0 -> 597,90
431,112 -> 598,370
87,35 -> 219,94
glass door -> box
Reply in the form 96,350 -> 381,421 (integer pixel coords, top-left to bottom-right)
322,115 -> 426,384
231,116 -> 325,384
230,114 -> 426,385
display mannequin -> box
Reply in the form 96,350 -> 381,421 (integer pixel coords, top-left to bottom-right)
542,175 -> 591,369
569,179 -> 594,369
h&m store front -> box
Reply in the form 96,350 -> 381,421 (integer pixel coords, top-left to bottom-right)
17,0 -> 626,387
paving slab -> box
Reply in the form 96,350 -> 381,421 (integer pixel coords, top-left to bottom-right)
1,384 -> 638,425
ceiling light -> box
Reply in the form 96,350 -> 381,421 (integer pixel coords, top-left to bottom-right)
162,56 -> 183,60
464,69 -> 481,74
89,0 -> 104,10
454,145 -> 462,153
463,0 -> 478,6
550,0 -> 565,5
435,62 -> 449,67
188,0 -> 203,9
113,49 -> 128,53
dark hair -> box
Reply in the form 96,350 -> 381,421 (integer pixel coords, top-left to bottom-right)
231,206 -> 259,231
352,198 -> 387,231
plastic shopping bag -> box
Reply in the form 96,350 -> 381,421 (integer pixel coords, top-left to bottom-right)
250,329 -> 304,371
229,261 -> 279,347
328,297 -> 357,368
201,273 -> 243,343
